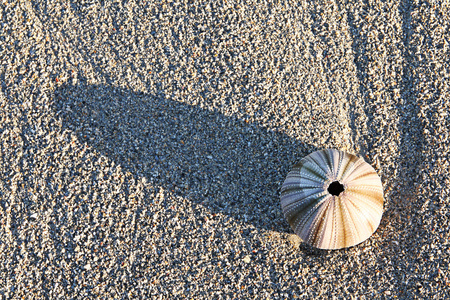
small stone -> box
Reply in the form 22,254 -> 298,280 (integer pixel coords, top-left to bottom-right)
288,234 -> 302,249
243,255 -> 251,264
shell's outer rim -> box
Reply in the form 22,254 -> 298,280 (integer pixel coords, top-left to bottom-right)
280,149 -> 384,250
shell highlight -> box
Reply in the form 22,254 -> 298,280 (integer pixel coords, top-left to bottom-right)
280,149 -> 384,250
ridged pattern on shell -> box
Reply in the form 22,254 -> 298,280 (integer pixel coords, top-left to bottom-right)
280,149 -> 384,250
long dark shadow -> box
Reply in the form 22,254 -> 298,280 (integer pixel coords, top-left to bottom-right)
398,0 -> 425,195
396,1 -> 438,295
52,82 -> 316,233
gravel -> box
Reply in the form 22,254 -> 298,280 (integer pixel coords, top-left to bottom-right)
1,0 -> 449,298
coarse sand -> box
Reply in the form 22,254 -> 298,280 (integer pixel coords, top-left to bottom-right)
1,0 -> 449,299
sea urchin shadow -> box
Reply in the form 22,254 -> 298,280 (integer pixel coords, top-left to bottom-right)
52,83 -> 316,233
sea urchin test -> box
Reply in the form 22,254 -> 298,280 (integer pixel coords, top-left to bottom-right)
280,149 -> 384,250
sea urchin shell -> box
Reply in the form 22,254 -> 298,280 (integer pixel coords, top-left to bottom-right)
280,149 -> 384,250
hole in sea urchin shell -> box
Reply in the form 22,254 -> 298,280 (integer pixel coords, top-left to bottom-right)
328,181 -> 344,196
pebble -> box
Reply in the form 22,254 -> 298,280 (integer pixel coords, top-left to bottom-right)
243,255 -> 251,264
288,234 -> 302,249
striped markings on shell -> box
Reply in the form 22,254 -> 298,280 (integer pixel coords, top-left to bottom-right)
280,149 -> 384,250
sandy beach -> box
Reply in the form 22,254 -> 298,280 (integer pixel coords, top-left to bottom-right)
1,0 -> 449,298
